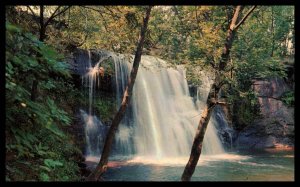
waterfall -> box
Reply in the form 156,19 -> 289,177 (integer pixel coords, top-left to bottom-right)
79,50 -> 224,158
79,50 -> 109,157
112,54 -> 224,157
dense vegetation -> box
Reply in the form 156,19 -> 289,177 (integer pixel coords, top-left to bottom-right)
6,22 -> 84,181
5,5 -> 294,181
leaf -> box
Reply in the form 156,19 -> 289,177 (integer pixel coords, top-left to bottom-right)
45,121 -> 65,138
40,172 -> 50,181
6,176 -> 11,181
44,159 -> 63,169
62,176 -> 69,181
39,166 -> 51,172
6,22 -> 21,33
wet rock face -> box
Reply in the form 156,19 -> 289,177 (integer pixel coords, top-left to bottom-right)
68,48 -> 115,93
235,77 -> 294,149
212,105 -> 237,151
253,77 -> 289,99
253,77 -> 291,118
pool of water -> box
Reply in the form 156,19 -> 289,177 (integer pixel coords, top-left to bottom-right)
86,150 -> 294,181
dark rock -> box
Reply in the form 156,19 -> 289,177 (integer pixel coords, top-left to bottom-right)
188,84 -> 198,103
68,48 -> 115,94
252,77 -> 289,99
235,77 -> 294,149
213,105 -> 237,151
80,167 -> 92,177
77,162 -> 87,168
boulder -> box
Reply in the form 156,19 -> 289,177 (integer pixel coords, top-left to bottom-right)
235,77 -> 294,150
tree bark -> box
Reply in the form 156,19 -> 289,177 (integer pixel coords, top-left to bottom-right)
181,5 -> 256,181
86,6 -> 153,181
30,6 -> 71,101
31,5 -> 45,101
181,83 -> 220,181
271,7 -> 275,57
218,6 -> 242,71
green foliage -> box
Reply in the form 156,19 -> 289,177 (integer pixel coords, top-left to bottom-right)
93,95 -> 117,124
44,159 -> 64,169
6,22 -> 81,181
222,6 -> 294,130
229,89 -> 260,130
281,91 -> 294,107
39,172 -> 50,181
231,6 -> 293,88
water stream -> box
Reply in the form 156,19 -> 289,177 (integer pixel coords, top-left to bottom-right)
78,50 -> 294,181
80,51 -> 224,159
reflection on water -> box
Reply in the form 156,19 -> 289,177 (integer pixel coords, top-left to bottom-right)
126,153 -> 250,166
86,150 -> 294,181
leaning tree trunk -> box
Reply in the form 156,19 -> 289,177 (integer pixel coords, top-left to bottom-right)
181,5 -> 256,181
86,6 -> 153,181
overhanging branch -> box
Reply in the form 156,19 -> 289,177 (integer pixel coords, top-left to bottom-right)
233,5 -> 257,31
26,6 -> 37,18
44,6 -> 71,27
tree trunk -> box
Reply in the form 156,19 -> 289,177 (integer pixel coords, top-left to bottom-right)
86,6 -> 153,181
30,79 -> 39,101
31,6 -> 45,101
271,7 -> 275,57
218,6 -> 242,71
181,5 -> 248,181
30,6 -> 72,101
181,83 -> 220,181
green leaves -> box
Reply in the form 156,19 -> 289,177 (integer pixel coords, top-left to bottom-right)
6,11 -> 85,181
10,128 -> 38,158
46,97 -> 71,126
6,22 -> 73,162
6,21 -> 21,33
39,159 -> 64,181
281,91 -> 294,107
44,159 -> 64,169
45,122 -> 65,138
39,172 -> 50,181
35,142 -> 49,156
52,61 -> 71,77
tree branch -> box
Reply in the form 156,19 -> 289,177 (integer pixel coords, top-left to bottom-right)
103,6 -> 115,16
233,5 -> 257,31
209,60 -> 215,68
44,6 -> 61,26
216,101 -> 230,106
44,6 -> 71,27
98,12 -> 109,32
82,6 -> 121,19
26,6 -> 37,18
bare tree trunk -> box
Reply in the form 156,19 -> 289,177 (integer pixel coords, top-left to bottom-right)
181,83 -> 220,181
86,6 -> 153,181
30,6 -> 72,101
31,5 -> 45,101
271,7 -> 275,57
218,6 -> 242,71
30,79 -> 39,101
181,5 -> 256,181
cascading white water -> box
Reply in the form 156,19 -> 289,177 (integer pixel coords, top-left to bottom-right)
80,50 -> 224,158
112,54 -> 224,158
80,50 -> 109,156
194,71 -> 225,155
